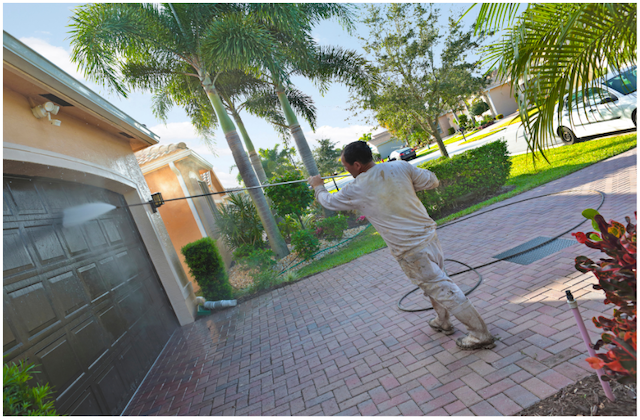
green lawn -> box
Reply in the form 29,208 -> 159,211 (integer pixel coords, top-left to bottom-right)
285,132 -> 637,281
459,127 -> 507,145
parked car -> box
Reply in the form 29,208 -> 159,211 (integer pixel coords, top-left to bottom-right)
554,65 -> 637,145
389,147 -> 417,161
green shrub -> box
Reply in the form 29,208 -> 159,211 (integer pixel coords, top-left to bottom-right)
250,269 -> 279,292
265,170 -> 314,229
277,215 -> 299,241
4,360 -> 57,416
181,237 -> 233,300
447,127 -> 456,136
212,193 -> 264,249
317,215 -> 348,240
232,243 -> 258,260
416,140 -> 512,219
239,248 -> 276,271
291,229 -> 321,260
496,113 -> 504,119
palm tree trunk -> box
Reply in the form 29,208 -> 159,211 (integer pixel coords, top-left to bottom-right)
275,82 -> 334,216
231,111 -> 269,184
201,74 -> 289,258
275,83 -> 320,177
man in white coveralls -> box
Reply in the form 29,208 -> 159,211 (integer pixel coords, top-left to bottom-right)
308,141 -> 495,350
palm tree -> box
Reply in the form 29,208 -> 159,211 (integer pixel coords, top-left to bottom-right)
215,71 -> 317,184
469,3 -> 637,158
69,3 -> 301,258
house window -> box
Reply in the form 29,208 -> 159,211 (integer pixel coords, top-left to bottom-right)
437,123 -> 443,134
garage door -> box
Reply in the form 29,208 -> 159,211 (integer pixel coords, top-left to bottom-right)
3,175 -> 179,415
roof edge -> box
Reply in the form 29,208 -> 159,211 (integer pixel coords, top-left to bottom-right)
3,31 -> 159,145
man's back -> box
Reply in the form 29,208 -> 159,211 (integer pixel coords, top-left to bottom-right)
314,160 -> 439,257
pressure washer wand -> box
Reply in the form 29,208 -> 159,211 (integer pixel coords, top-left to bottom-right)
125,174 -> 351,212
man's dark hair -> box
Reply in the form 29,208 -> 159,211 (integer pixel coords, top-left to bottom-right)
342,141 -> 373,165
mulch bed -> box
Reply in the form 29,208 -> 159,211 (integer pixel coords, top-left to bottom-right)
518,374 -> 637,416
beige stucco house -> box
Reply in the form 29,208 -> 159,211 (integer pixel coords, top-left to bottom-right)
369,130 -> 405,159
3,31 -> 198,415
135,142 -> 233,290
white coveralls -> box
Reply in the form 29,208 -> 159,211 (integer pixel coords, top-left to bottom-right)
314,160 -> 494,349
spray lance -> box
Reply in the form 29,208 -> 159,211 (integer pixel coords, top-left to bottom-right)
62,174 -> 350,228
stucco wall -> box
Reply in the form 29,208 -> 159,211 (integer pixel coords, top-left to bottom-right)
3,76 -> 197,326
486,84 -> 518,117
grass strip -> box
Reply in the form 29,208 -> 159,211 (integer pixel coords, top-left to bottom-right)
295,132 -> 637,278
460,127 -> 507,144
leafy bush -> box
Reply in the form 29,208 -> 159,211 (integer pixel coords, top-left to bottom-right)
213,193 -> 264,249
317,215 -> 348,240
4,360 -> 57,415
471,99 -> 490,116
291,229 -> 321,260
416,140 -> 511,219
277,215 -> 299,241
265,171 -> 315,229
573,210 -> 636,384
457,114 -> 470,129
182,237 -> 233,301
496,113 -> 504,119
447,127 -> 455,136
238,248 -> 276,272
232,243 -> 259,260
250,269 -> 279,292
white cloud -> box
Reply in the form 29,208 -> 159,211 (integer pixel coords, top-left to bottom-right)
147,122 -> 233,157
304,124 -> 386,149
212,166 -> 241,189
19,37 -> 86,82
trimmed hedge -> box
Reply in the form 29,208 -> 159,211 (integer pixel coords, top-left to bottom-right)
416,140 -> 511,219
447,127 -> 456,136
182,237 -> 233,301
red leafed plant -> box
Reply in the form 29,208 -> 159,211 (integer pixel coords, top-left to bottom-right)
572,209 -> 636,384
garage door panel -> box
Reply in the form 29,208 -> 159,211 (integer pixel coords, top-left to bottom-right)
25,224 -> 67,266
3,228 -> 36,276
5,177 -> 47,216
8,282 -> 60,339
4,175 -> 178,415
59,224 -> 91,256
48,271 -> 90,318
83,220 -> 109,249
68,388 -> 104,416
35,335 -> 84,398
70,316 -> 109,370
96,365 -> 128,415
77,263 -> 109,303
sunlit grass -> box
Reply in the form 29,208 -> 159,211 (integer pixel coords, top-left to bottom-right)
460,127 -> 507,144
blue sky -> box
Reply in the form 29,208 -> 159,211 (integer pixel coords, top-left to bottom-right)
3,3 -> 493,187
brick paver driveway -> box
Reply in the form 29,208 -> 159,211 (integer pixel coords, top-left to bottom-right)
125,148 -> 636,416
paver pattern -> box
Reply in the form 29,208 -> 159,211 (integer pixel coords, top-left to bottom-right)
124,147 -> 636,416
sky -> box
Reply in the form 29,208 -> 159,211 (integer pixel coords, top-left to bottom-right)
3,2 -> 495,188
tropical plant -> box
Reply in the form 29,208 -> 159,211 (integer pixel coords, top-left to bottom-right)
291,229 -> 321,260
573,210 -> 636,385
312,139 -> 343,176
238,248 -> 276,272
277,215 -> 299,241
213,193 -> 264,250
258,144 -> 299,179
354,4 -> 489,159
69,3 -> 291,257
4,360 -> 57,416
264,171 -> 315,229
182,237 -> 233,301
470,3 -> 637,158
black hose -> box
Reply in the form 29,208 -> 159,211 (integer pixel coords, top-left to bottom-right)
397,189 -> 605,312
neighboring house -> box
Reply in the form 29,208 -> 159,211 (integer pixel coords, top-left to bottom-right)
482,70 -> 519,117
135,142 -> 233,290
369,130 -> 405,159
3,32 -> 198,415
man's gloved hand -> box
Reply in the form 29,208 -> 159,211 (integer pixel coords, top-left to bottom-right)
308,175 -> 323,188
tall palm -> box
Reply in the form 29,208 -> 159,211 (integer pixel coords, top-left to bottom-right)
69,3 -> 297,258
469,3 -> 637,158
215,71 -> 317,184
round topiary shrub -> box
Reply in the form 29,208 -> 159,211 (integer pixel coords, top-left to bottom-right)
182,237 -> 233,301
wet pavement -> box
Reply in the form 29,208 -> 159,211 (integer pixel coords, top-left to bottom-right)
124,147 -> 636,416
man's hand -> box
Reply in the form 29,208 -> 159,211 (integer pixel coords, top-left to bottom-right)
308,175 -> 323,188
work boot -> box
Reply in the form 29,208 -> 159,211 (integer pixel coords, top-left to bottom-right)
450,300 -> 495,350
428,297 -> 454,335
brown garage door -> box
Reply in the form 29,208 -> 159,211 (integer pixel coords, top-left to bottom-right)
3,175 -> 178,415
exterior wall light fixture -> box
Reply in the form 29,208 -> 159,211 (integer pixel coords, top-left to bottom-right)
31,101 -> 62,126
149,192 -> 164,213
